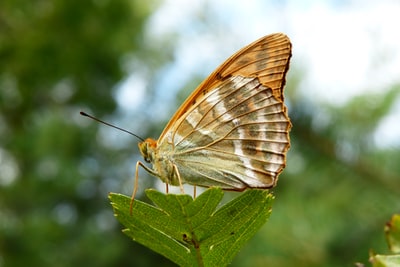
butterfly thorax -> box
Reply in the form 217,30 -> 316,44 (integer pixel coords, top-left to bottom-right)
138,138 -> 179,185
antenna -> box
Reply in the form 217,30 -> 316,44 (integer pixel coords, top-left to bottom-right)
80,111 -> 145,142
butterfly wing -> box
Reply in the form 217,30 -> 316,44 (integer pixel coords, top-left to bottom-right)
157,33 -> 292,190
159,33 -> 291,140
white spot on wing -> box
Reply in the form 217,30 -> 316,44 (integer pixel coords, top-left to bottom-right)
225,77 -> 257,180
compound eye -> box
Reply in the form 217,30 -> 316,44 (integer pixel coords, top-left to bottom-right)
144,157 -> 151,163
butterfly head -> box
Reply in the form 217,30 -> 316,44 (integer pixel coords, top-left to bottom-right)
138,138 -> 157,163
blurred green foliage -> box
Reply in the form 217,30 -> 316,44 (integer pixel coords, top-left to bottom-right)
0,1 -> 174,266
1,1 -> 399,267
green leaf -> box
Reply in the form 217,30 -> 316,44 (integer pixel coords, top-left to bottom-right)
370,254 -> 400,267
385,214 -> 400,254
109,188 -> 274,267
368,214 -> 400,267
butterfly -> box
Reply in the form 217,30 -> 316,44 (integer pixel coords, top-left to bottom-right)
131,33 -> 292,205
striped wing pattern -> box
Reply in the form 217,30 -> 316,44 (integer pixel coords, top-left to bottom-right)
167,75 -> 291,189
159,33 -> 291,139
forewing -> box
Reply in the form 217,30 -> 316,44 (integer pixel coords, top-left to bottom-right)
159,33 -> 291,140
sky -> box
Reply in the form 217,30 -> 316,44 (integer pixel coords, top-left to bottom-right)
116,0 -> 400,148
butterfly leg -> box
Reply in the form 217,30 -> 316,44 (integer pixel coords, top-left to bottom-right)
193,186 -> 197,198
173,164 -> 185,194
130,161 -> 158,215
129,161 -> 143,215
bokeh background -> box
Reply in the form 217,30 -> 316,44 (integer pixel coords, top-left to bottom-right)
1,0 -> 399,266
